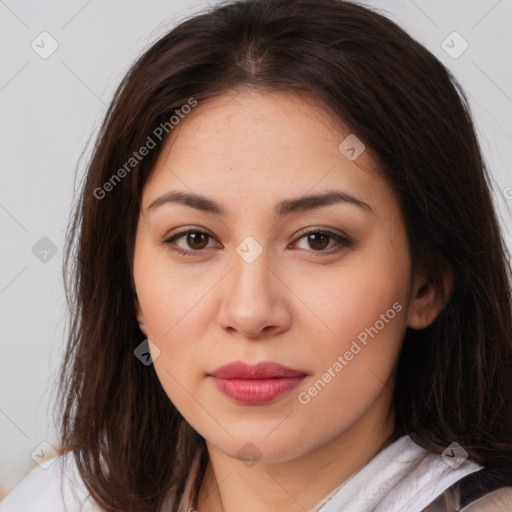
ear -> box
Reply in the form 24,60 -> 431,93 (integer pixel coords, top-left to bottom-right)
407,267 -> 454,330
133,297 -> 148,336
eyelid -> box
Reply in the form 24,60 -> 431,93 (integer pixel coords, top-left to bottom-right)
162,226 -> 219,250
292,225 -> 351,243
289,227 -> 353,256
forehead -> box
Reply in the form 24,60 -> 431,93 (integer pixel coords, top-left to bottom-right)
141,88 -> 393,219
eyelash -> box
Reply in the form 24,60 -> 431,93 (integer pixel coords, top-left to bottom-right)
162,228 -> 353,257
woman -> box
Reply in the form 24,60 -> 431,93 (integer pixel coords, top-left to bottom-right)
2,0 -> 512,510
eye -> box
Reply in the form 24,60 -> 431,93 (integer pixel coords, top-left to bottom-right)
163,229 -> 218,256
291,228 -> 353,255
162,227 -> 352,256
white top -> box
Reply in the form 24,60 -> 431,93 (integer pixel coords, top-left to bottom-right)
0,435 -> 491,512
0,451 -> 100,512
314,434 -> 482,512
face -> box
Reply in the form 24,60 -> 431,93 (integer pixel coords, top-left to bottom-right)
132,87 -> 432,463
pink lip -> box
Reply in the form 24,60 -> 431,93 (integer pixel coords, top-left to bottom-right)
208,361 -> 307,405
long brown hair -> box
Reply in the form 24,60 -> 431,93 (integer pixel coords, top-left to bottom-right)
56,0 -> 512,510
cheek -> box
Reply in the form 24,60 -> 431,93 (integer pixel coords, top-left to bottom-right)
133,245 -> 207,389
137,272 -> 209,416
293,242 -> 410,409
138,280 -> 211,386
291,275 -> 408,441
304,251 -> 409,349
134,246 -> 206,340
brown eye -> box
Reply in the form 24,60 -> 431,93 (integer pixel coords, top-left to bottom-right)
306,232 -> 330,251
293,229 -> 352,254
163,229 -> 216,255
185,232 -> 209,250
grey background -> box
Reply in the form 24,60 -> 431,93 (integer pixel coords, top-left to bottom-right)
1,0 -> 511,496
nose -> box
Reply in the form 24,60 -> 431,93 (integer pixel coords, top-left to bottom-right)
216,246 -> 292,339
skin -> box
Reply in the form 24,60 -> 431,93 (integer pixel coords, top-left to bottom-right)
132,87 -> 452,512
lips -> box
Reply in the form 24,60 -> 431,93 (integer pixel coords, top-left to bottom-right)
209,361 -> 306,379
208,361 -> 307,405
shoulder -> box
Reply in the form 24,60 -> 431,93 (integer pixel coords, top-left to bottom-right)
0,452 -> 101,512
460,487 -> 512,511
372,435 -> 486,510
394,437 -> 512,512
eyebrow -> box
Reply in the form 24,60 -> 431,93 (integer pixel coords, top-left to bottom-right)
146,189 -> 374,217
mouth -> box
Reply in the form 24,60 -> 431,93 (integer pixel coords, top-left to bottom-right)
207,361 -> 307,405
